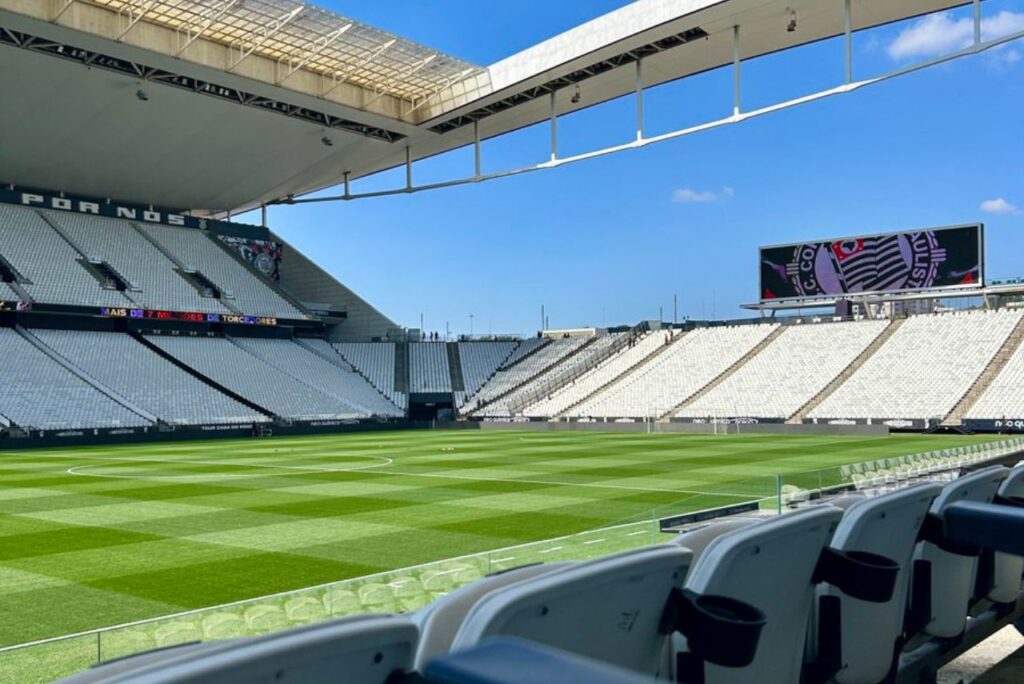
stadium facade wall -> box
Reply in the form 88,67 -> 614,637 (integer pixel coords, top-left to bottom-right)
269,231 -> 400,341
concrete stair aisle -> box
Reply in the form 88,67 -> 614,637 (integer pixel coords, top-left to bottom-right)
786,318 -> 905,424
660,325 -> 785,420
394,342 -> 409,394
943,314 -> 1024,426
447,342 -> 466,392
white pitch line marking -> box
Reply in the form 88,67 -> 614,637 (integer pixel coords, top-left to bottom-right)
56,453 -> 758,499
64,454 -> 394,480
583,538 -> 606,545
539,546 -> 563,554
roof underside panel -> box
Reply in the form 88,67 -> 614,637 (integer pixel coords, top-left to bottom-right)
84,0 -> 480,103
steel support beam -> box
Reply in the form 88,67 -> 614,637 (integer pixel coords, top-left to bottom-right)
321,39 -> 396,99
733,25 -> 742,116
844,0 -> 853,83
635,58 -> 644,142
974,0 -> 982,45
362,54 -> 437,110
549,91 -> 558,162
277,23 -> 352,85
175,0 -> 242,57
281,26 -> 1024,205
227,5 -> 304,72
405,147 -> 413,191
117,0 -> 161,41
51,0 -> 79,23
473,120 -> 481,179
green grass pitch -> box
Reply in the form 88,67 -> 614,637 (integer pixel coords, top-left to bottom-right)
0,430 -> 1000,655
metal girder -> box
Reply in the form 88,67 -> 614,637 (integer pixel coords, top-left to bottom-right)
227,5 -> 305,72
283,23 -> 1024,205
361,53 -> 436,109
51,0 -> 79,23
116,0 -> 163,41
174,0 -> 241,57
276,23 -> 352,86
405,67 -> 478,116
321,38 -> 397,99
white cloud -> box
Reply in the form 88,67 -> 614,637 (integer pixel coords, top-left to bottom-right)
980,197 -> 1022,215
672,186 -> 734,203
887,11 -> 1024,61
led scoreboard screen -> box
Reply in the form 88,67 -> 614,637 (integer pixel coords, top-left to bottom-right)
99,308 -> 278,326
760,224 -> 983,302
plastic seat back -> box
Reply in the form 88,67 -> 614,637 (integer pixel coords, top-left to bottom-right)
683,506 -> 843,684
824,483 -> 941,684
450,545 -> 692,677
987,465 -> 1024,604
915,465 -> 1007,638
412,562 -> 571,670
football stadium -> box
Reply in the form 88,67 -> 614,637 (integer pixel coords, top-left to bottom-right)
1,0 -> 1024,682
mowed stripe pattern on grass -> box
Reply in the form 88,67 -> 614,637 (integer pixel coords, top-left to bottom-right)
0,429 -> 998,646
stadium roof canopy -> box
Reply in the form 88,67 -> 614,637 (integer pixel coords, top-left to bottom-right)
0,0 -> 991,214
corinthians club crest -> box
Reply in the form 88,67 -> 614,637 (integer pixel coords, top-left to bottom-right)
784,231 -> 947,297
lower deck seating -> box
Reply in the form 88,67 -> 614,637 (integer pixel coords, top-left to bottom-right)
0,327 -> 150,430
230,337 -> 402,418
458,342 -> 516,400
335,342 -> 405,409
34,329 -> 266,426
147,335 -> 359,420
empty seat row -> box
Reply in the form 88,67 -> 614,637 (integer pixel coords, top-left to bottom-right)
574,325 -> 779,419
809,310 -> 1022,421
0,327 -> 150,430
0,204 -> 304,318
676,320 -> 889,420
409,343 -> 452,393
335,342 -> 406,409
63,459 -> 1024,684
468,337 -> 588,412
457,342 -> 516,400
479,334 -> 625,416
33,328 -> 266,426
147,335 -> 359,421
230,337 -> 402,418
525,331 -> 670,418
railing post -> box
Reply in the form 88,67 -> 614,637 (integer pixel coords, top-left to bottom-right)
775,474 -> 783,514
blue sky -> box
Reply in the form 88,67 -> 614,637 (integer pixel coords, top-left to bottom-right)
243,2 -> 1024,337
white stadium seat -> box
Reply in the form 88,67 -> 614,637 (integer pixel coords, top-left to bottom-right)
449,545 -> 695,677
814,483 -> 941,684
574,325 -> 778,419
809,311 -> 1023,422
677,320 -> 888,420
33,328 -> 266,426
910,465 -> 1008,642
527,331 -> 670,418
409,343 -> 452,393
0,204 -> 132,308
673,506 -> 842,684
